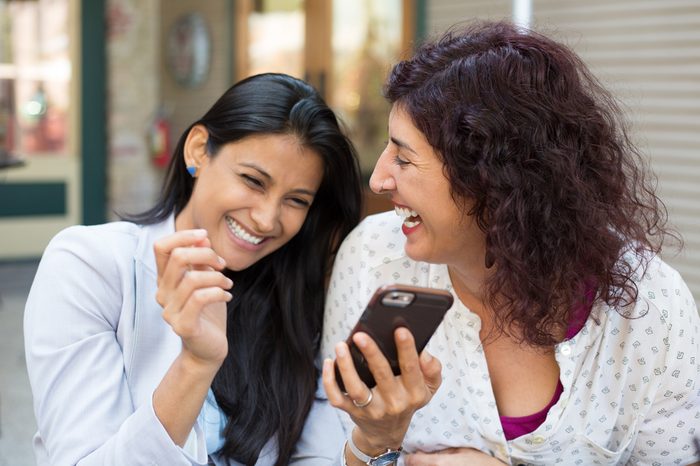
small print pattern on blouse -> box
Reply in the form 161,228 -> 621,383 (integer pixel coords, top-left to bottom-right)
321,211 -> 700,466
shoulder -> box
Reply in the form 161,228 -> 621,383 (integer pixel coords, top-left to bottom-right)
630,254 -> 697,331
49,221 -> 142,247
45,221 -> 143,270
603,253 -> 698,388
26,221 -> 148,338
335,211 -> 406,269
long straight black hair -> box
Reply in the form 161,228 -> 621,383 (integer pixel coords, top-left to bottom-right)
126,73 -> 362,464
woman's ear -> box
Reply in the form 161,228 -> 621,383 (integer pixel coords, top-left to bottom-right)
183,124 -> 210,174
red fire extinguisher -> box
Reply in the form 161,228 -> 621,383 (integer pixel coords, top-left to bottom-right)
150,106 -> 171,168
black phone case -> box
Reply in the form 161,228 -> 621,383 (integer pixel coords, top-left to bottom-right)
335,284 -> 454,392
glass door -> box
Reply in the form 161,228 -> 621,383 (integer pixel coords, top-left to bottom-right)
0,0 -> 80,259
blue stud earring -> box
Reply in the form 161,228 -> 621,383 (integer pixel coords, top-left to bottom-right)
186,166 -> 197,177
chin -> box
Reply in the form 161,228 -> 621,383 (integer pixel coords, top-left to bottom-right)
222,256 -> 255,272
404,246 -> 428,263
406,243 -> 446,265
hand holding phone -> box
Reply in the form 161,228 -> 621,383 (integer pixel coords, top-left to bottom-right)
334,284 -> 453,392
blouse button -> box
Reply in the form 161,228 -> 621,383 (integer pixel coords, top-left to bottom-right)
532,435 -> 546,445
559,344 -> 572,356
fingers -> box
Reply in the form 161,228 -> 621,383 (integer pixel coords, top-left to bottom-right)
392,328 -> 442,396
153,229 -> 209,277
163,286 -> 232,336
322,358 -> 348,409
419,350 -> 443,394
325,329 -> 441,408
393,327 -> 422,388
328,341 -> 372,411
162,244 -> 225,282
323,332 -> 443,455
353,332 -> 396,389
156,244 -> 226,307
164,270 -> 234,312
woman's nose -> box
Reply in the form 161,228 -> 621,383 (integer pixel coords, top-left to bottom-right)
250,199 -> 279,233
369,152 -> 394,194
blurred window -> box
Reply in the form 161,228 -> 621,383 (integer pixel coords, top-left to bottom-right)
247,0 -> 305,77
331,0 -> 402,173
238,0 -> 408,175
0,0 -> 70,159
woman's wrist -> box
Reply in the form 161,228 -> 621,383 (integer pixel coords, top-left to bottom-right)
153,350 -> 221,446
351,427 -> 403,459
178,348 -> 224,377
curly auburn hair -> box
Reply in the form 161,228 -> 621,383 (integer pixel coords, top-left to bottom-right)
384,21 -> 676,346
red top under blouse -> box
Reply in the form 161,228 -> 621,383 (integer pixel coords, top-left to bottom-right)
498,292 -> 593,440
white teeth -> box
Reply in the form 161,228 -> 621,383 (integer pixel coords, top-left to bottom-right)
225,217 -> 263,245
394,206 -> 422,229
394,206 -> 418,219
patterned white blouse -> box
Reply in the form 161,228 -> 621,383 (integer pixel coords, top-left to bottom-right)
320,211 -> 700,465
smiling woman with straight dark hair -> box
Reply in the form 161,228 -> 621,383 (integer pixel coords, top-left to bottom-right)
24,73 -> 362,465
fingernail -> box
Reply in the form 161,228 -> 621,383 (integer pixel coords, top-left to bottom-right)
226,279 -> 234,288
336,343 -> 347,357
225,291 -> 233,301
354,333 -> 368,347
218,256 -> 226,266
192,229 -> 207,237
396,327 -> 409,341
421,351 -> 433,363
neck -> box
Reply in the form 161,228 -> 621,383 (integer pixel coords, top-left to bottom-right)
447,259 -> 490,307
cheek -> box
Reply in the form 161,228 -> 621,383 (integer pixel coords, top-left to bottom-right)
280,210 -> 310,239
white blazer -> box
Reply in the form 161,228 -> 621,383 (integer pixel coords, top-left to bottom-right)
24,217 -> 344,466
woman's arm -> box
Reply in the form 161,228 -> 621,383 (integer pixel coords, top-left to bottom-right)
24,226 -> 199,465
24,226 -> 231,465
628,270 -> 700,464
151,230 -> 231,446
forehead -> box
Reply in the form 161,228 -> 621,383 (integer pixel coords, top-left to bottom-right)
388,105 -> 436,157
219,134 -> 324,187
388,104 -> 415,130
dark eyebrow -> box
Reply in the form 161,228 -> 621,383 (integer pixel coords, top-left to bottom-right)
390,136 -> 418,156
240,162 -> 272,181
290,188 -> 317,197
240,162 -> 317,197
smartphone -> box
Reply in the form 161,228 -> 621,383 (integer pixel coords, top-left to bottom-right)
334,284 -> 454,393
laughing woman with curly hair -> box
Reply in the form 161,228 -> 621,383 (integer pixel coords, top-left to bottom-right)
321,21 -> 700,466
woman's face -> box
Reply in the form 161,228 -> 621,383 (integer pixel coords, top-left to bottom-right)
369,105 -> 486,267
176,129 -> 324,271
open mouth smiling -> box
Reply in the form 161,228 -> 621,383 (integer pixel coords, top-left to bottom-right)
395,205 -> 422,228
225,216 -> 264,245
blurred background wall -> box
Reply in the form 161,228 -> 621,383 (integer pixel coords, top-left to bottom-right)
0,0 -> 698,463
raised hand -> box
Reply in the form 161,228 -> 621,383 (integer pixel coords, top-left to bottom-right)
154,229 -> 233,368
323,328 -> 442,460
